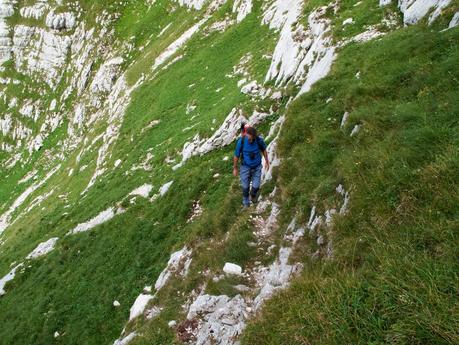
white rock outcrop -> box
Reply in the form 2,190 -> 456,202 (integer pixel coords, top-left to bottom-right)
350,124 -> 361,136
263,1 -> 337,97
20,2 -> 49,20
113,332 -> 137,345
90,57 -> 124,93
45,11 -> 77,30
399,0 -> 452,25
233,0 -> 252,22
253,246 -> 302,311
113,247 -> 192,343
340,111 -> 349,128
0,263 -> 24,296
0,165 -> 60,235
83,75 -> 145,193
261,116 -> 285,184
174,0 -> 208,10
153,18 -> 207,71
448,12 -> 459,28
154,246 -> 192,290
186,294 -> 248,345
295,6 -> 336,96
67,206 -> 125,235
0,0 -> 16,64
129,184 -> 153,198
263,0 -> 304,85
345,27 -> 386,43
13,25 -> 73,87
129,293 -> 154,321
26,237 -> 59,259
159,181 -> 174,197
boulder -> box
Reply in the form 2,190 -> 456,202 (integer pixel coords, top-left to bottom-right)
223,262 -> 242,275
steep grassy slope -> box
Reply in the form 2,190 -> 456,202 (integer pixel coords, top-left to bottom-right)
242,25 -> 459,345
0,0 -> 458,345
0,1 -> 280,344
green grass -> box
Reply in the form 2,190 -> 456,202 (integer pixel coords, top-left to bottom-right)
330,0 -> 400,41
1,1 -> 458,344
0,1 -> 280,344
242,25 -> 459,345
299,0 -> 401,42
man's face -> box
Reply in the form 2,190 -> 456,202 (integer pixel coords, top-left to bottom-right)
247,133 -> 254,142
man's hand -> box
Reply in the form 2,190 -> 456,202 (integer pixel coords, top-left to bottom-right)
233,167 -> 238,177
264,161 -> 270,171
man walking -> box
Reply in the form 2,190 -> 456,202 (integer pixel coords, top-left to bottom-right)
233,125 -> 270,207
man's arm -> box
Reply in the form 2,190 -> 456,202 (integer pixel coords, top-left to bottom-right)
233,156 -> 239,176
259,138 -> 270,170
262,150 -> 270,170
233,138 -> 241,177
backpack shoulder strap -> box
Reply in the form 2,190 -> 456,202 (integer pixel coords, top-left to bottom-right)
239,136 -> 245,157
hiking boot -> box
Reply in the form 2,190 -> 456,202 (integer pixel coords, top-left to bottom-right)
250,187 -> 259,205
242,195 -> 250,208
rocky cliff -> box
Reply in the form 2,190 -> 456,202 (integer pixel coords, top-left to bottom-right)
0,1 -> 458,344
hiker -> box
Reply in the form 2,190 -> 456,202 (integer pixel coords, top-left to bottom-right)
233,124 -> 270,207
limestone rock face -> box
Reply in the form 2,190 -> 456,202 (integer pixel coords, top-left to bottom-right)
398,0 -> 452,25
233,0 -> 253,23
186,294 -> 248,345
154,246 -> 192,290
13,26 -> 73,87
45,11 -> 77,31
174,0 -> 208,10
0,0 -> 16,64
263,1 -> 337,97
20,1 -> 50,20
0,0 -> 122,168
90,57 -> 124,93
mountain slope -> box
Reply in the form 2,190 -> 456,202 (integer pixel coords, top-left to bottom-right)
243,24 -> 459,345
0,1 -> 457,345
